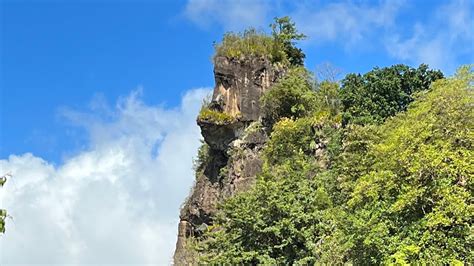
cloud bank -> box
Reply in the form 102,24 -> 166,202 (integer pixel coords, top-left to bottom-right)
184,0 -> 473,72
0,88 -> 210,265
184,0 -> 272,31
386,0 -> 474,71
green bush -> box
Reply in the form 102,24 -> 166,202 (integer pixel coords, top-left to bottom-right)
0,174 -> 8,234
214,28 -> 275,62
261,67 -> 318,127
314,81 -> 342,117
264,113 -> 340,166
198,108 -> 235,125
213,17 -> 305,66
193,141 -> 210,172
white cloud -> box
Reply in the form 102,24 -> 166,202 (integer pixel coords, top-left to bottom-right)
385,0 -> 474,71
0,88 -> 211,265
292,0 -> 404,45
183,0 -> 404,45
184,0 -> 272,30
184,0 -> 472,73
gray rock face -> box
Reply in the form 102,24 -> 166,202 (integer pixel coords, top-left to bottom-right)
173,56 -> 285,264
197,119 -> 245,151
212,56 -> 285,121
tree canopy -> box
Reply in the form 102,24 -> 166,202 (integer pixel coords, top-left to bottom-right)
341,64 -> 444,125
193,65 -> 473,264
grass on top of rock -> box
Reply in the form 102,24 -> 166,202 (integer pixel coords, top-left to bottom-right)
198,107 -> 235,125
214,29 -> 276,62
213,16 -> 306,66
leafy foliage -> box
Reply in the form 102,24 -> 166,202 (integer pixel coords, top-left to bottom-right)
193,141 -> 210,172
264,114 -> 340,166
198,107 -> 235,125
270,16 -> 306,66
261,67 -> 318,127
341,64 -> 444,125
214,17 -> 305,66
214,28 -> 275,61
339,66 -> 474,264
0,173 -> 9,234
197,155 -> 331,264
314,80 -> 342,117
194,65 -> 473,264
261,68 -> 342,128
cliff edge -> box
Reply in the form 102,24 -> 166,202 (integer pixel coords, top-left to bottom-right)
173,56 -> 285,264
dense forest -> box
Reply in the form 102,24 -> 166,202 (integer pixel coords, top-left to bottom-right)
178,17 -> 473,264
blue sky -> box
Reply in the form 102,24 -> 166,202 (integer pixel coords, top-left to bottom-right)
2,0 -> 473,163
0,0 -> 473,264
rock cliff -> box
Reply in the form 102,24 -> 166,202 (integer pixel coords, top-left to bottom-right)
173,56 -> 285,264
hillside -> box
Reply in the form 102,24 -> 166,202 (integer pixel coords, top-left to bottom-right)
174,17 -> 473,265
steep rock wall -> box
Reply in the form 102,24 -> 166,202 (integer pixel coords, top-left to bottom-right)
173,56 -> 285,264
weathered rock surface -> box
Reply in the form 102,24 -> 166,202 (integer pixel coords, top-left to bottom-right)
173,56 -> 285,264
197,120 -> 245,151
212,56 -> 284,121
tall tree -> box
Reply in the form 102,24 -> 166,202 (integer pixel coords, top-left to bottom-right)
271,16 -> 306,66
341,64 -> 443,125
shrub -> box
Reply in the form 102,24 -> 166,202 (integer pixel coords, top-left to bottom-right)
198,108 -> 235,125
214,28 -> 276,62
270,16 -> 306,66
193,141 -> 210,172
264,113 -> 340,166
261,67 -> 318,127
314,81 -> 342,117
213,17 -> 305,66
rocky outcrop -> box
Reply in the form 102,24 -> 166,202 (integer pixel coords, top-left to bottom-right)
173,56 -> 285,264
212,56 -> 284,121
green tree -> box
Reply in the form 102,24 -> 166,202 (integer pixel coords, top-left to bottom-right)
271,16 -> 306,66
194,66 -> 473,264
261,67 -> 318,127
339,66 -> 473,264
341,64 -> 443,126
196,112 -> 342,264
197,157 -> 332,264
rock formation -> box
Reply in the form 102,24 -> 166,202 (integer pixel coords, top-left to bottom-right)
173,56 -> 285,264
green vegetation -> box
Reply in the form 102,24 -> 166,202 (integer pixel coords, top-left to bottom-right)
193,64 -> 473,263
261,67 -> 318,127
189,16 -> 472,265
341,64 -> 444,125
0,173 -> 9,234
214,28 -> 275,61
198,107 -> 235,125
193,141 -> 210,172
341,67 -> 473,264
270,16 -> 306,66
261,67 -> 342,128
214,16 -> 305,66
197,157 -> 330,264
